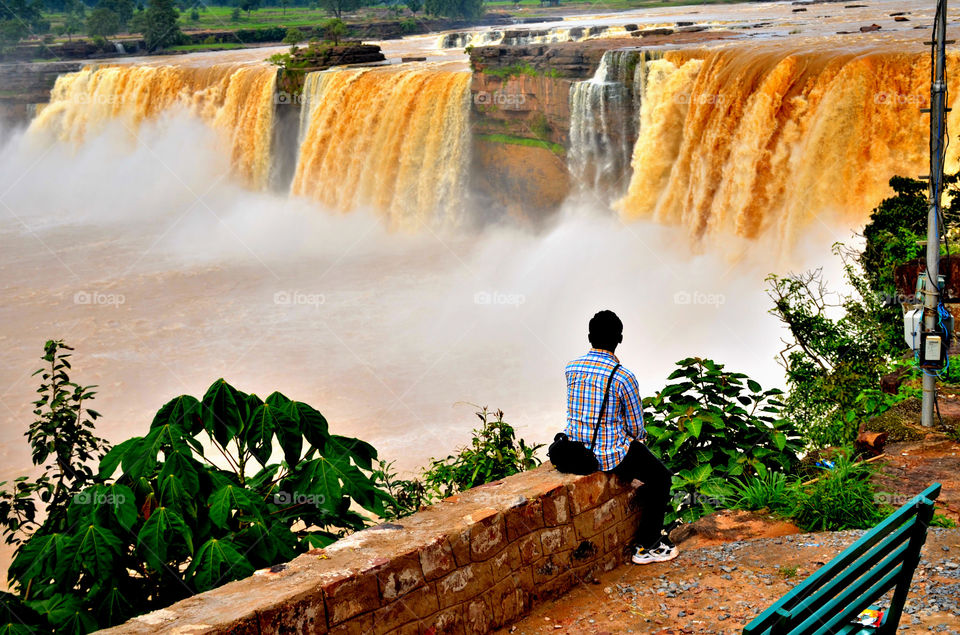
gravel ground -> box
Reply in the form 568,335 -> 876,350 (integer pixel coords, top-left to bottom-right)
499,528 -> 960,634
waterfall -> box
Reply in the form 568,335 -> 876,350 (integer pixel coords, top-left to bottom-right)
617,47 -> 960,244
290,66 -> 471,228
28,63 -> 278,189
436,24 -> 631,49
567,49 -> 661,197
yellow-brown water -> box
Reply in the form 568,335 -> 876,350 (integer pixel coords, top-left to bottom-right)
619,45 -> 960,245
290,66 -> 471,227
28,63 -> 277,189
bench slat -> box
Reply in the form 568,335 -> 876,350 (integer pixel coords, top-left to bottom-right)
783,522 -> 914,626
794,543 -> 909,635
743,483 -> 941,635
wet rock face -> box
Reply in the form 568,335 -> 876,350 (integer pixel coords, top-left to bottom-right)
99,465 -> 645,634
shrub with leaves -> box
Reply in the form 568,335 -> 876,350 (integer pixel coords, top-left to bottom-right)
643,358 -> 802,525
729,464 -> 796,517
3,376 -> 391,634
792,450 -> 887,532
420,407 -> 542,502
0,340 -> 109,547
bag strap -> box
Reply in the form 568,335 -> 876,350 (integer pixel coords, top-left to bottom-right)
589,363 -> 620,451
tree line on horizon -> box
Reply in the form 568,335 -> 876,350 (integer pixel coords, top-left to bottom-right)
0,0 -> 485,52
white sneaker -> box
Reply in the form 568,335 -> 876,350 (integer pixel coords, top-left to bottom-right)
631,541 -> 678,565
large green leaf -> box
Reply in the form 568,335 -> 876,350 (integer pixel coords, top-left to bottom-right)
328,435 -> 377,471
202,379 -> 244,448
26,595 -> 97,635
160,449 -> 201,497
207,484 -> 260,529
71,525 -> 122,580
98,437 -> 140,480
105,484 -> 137,532
187,538 -> 255,592
137,506 -> 193,571
151,395 -> 202,435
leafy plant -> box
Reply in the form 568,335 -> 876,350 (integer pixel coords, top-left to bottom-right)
3,376 -> 391,633
372,460 -> 427,520
643,358 -> 802,525
420,407 -> 542,502
729,464 -> 796,517
0,341 -> 110,548
767,247 -> 891,448
792,450 -> 887,532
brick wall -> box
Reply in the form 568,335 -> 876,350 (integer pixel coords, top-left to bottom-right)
99,464 -> 642,635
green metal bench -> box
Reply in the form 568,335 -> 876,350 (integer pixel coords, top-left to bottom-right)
743,482 -> 941,635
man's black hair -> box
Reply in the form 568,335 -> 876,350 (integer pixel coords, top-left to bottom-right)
588,310 -> 623,352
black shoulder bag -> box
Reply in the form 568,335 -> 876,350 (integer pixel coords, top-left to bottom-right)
549,363 -> 620,475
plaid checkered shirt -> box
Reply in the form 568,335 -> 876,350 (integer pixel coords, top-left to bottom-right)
564,348 -> 645,471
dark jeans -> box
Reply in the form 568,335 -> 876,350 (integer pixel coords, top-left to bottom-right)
611,440 -> 672,549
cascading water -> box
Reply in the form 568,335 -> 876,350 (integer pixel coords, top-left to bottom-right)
436,24 -> 632,49
290,66 -> 471,228
28,63 -> 278,189
567,49 -> 661,197
618,46 -> 960,245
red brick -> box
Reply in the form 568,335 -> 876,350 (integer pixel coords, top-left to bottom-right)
570,538 -> 601,565
539,526 -> 575,555
257,594 -> 327,634
328,610 -> 372,634
503,497 -> 544,541
488,575 -> 526,629
448,527 -> 472,567
489,543 -> 521,580
322,571 -> 380,626
372,584 -> 439,634
540,486 -> 570,526
420,604 -> 464,635
604,517 -> 638,555
436,562 -> 493,608
470,512 -> 506,561
464,597 -> 492,634
420,537 -> 456,581
518,533 -> 542,564
535,568 -> 577,601
573,497 -> 622,541
531,551 -> 572,585
375,553 -> 426,602
567,472 -> 609,515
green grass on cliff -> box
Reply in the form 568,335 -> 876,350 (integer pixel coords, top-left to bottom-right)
168,42 -> 246,51
478,133 -> 565,157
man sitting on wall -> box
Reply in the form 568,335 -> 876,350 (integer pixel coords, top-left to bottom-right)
564,310 -> 677,564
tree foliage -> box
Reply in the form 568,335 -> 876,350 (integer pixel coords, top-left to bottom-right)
86,7 -> 121,38
0,341 -> 109,548
142,0 -> 181,50
1,346 -> 392,634
318,0 -> 357,19
423,0 -> 482,18
642,358 -> 802,525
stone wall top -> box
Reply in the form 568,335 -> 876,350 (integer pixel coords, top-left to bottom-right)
99,464 -> 643,635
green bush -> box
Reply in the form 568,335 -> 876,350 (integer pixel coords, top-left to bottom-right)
0,343 -> 393,634
729,464 -> 795,516
419,407 -> 542,503
792,450 -> 887,532
643,358 -> 802,524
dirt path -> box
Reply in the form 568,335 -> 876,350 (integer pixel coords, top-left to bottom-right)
498,528 -> 960,635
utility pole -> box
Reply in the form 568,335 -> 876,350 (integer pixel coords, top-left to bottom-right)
922,0 -> 949,427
